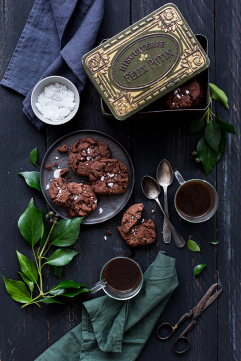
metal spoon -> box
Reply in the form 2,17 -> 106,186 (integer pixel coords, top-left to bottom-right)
141,176 -> 185,248
156,160 -> 173,244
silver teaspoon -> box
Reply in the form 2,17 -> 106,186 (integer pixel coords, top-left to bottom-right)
156,160 -> 173,244
141,176 -> 185,248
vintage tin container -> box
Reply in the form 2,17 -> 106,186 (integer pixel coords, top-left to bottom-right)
101,34 -> 209,120
82,3 -> 210,121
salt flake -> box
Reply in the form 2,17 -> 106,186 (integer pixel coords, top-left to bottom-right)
54,169 -> 61,178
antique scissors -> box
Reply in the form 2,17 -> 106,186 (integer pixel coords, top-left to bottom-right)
157,283 -> 222,354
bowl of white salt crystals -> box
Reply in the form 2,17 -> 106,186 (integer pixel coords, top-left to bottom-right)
31,76 -> 80,125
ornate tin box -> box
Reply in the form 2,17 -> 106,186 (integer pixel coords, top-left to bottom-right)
82,3 -> 210,121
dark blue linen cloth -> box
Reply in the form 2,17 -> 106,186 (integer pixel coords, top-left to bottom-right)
0,0 -> 104,130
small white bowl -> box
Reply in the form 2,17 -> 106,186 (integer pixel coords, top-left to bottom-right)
31,76 -> 80,125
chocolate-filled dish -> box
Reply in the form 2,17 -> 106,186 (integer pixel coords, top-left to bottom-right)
102,257 -> 142,292
175,180 -> 215,218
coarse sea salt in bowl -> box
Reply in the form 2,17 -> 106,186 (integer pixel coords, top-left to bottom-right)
31,76 -> 80,125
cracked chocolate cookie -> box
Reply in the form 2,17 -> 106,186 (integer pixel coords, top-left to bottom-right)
118,203 -> 156,247
118,219 -> 156,247
49,179 -> 97,217
164,78 -> 204,109
120,203 -> 144,234
69,137 -> 111,177
89,159 -> 129,195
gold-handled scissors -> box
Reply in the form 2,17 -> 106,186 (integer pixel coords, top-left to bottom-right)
157,284 -> 222,354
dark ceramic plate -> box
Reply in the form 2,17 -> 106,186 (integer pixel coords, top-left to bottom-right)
40,130 -> 134,225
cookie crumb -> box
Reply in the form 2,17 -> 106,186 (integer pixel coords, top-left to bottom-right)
151,210 -> 155,214
99,208 -> 103,214
104,236 -> 107,240
57,144 -> 68,153
45,165 -> 52,170
106,230 -> 112,236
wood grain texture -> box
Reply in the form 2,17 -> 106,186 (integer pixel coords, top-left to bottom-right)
215,0 -> 241,360
0,0 -> 240,360
130,1 -> 217,360
0,1 -> 48,360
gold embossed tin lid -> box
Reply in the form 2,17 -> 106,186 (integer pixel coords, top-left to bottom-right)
82,3 -> 210,120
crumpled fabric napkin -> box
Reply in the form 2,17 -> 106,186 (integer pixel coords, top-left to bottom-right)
35,252 -> 178,361
0,0 -> 104,130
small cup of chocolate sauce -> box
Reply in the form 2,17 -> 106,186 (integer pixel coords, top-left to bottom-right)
100,256 -> 143,300
174,171 -> 218,223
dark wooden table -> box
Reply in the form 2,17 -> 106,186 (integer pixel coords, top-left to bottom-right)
0,0 -> 240,360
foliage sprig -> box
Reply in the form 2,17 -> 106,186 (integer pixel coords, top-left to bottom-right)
189,83 -> 239,175
3,199 -> 87,308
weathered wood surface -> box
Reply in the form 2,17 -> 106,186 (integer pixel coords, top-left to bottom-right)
0,0 -> 240,360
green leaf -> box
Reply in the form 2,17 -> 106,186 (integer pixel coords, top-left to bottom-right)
193,264 -> 207,277
209,83 -> 229,109
40,297 -> 65,304
209,240 -> 220,245
18,199 -> 43,246
214,115 -> 239,135
46,249 -> 79,266
29,147 -> 39,168
204,120 -> 221,152
18,171 -> 41,191
188,117 -> 205,133
2,276 -> 31,304
50,218 -> 83,247
187,236 -> 200,252
197,137 -> 221,176
40,207 -> 49,248
50,288 -> 89,297
50,265 -> 62,279
53,280 -> 87,289
219,130 -> 227,153
16,251 -> 38,284
17,272 -> 34,292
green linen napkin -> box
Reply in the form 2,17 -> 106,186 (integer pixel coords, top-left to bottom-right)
35,252 -> 178,361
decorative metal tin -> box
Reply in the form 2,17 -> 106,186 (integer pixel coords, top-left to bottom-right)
101,35 -> 209,120
82,3 -> 210,120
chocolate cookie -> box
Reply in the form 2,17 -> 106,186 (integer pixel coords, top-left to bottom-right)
164,78 -> 204,109
118,219 -> 156,247
69,137 -> 111,176
49,178 -> 97,217
89,159 -> 129,195
57,144 -> 68,153
67,182 -> 97,218
120,203 -> 144,234
49,178 -> 71,208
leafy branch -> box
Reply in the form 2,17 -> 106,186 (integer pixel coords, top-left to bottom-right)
3,199 -> 88,307
189,83 -> 239,175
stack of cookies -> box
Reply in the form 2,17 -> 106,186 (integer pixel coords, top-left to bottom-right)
49,137 -> 129,218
